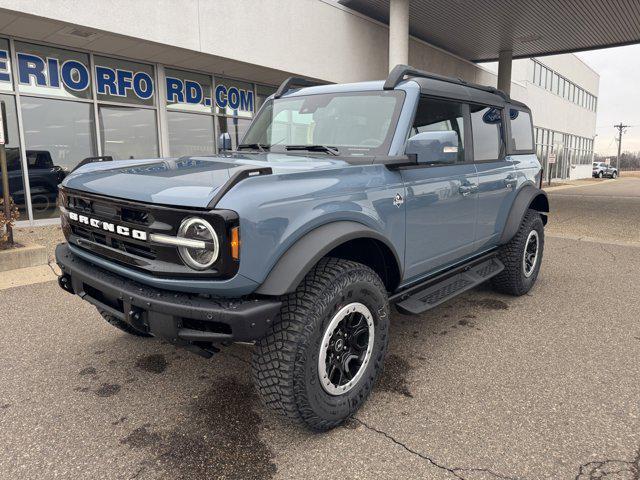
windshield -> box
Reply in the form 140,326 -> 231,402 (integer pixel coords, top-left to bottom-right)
241,90 -> 405,157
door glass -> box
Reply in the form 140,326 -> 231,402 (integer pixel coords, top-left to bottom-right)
167,111 -> 215,157
470,106 -> 503,161
411,97 -> 465,163
99,106 -> 158,159
0,94 -> 28,218
20,96 -> 95,219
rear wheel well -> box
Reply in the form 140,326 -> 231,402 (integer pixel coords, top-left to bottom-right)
326,237 -> 400,293
529,193 -> 549,225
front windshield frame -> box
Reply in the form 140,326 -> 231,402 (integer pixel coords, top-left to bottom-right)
240,90 -> 406,157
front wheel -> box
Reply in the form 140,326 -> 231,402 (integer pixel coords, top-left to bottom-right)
252,258 -> 390,431
491,209 -> 544,296
612,171 -> 618,179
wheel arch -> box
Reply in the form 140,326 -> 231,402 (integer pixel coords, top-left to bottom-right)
499,185 -> 549,245
255,221 -> 402,296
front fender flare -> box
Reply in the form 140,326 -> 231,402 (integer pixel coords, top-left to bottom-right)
499,185 -> 549,244
255,221 -> 402,296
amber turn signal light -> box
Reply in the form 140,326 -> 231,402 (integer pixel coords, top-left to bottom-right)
230,226 -> 240,260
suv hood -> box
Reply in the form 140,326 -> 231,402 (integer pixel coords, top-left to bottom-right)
62,153 -> 351,208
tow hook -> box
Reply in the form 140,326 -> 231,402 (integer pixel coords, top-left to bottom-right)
58,274 -> 74,294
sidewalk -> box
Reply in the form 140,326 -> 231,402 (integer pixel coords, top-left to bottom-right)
0,225 -> 64,290
543,177 -> 614,192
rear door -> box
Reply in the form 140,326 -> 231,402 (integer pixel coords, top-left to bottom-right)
401,96 -> 478,281
471,104 -> 518,250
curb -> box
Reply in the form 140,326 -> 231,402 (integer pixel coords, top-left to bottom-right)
544,178 -> 615,192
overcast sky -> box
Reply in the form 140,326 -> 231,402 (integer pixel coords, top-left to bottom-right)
576,44 -> 640,157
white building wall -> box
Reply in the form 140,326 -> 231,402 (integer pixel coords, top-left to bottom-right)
0,0 -> 531,87
0,0 -> 599,183
509,57 -> 598,140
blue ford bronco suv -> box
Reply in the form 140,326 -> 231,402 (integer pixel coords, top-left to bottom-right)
56,65 -> 548,430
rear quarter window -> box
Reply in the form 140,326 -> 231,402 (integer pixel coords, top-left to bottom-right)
509,109 -> 534,152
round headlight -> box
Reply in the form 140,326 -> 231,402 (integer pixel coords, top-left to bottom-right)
177,217 -> 219,270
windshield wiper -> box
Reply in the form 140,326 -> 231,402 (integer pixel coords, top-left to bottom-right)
237,143 -> 270,152
285,145 -> 340,156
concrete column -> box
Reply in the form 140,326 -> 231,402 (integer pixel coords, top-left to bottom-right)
497,49 -> 513,95
389,0 -> 409,71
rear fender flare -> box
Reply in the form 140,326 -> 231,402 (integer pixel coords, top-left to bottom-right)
499,185 -> 549,244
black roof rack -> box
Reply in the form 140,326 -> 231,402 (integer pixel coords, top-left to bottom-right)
274,77 -> 327,99
384,64 -> 508,99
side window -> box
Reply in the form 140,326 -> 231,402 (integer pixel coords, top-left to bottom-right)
411,97 -> 466,163
470,105 -> 504,162
509,109 -> 534,151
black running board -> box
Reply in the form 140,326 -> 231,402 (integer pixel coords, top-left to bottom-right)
394,257 -> 504,315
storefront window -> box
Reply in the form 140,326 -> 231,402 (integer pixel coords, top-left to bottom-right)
214,76 -> 254,118
167,111 -> 215,157
216,116 -> 251,151
15,42 -> 91,100
256,84 -> 276,112
99,105 -> 158,159
94,56 -> 155,106
165,68 -> 212,114
0,94 -> 27,218
0,38 -> 12,92
20,96 -> 95,219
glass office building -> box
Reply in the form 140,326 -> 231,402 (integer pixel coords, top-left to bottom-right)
0,37 -> 275,224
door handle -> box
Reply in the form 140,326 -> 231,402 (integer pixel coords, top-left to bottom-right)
459,184 -> 478,197
504,176 -> 518,189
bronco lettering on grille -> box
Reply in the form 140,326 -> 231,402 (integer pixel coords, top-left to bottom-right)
68,211 -> 148,241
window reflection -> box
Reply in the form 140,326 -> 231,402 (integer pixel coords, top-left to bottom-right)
216,116 -> 251,151
0,95 -> 28,218
168,111 -> 215,157
99,106 -> 158,160
20,96 -> 95,219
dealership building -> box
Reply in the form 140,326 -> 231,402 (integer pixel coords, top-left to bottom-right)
0,0 -> 616,225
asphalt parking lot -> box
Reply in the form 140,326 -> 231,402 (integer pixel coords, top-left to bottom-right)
1,177 -> 640,480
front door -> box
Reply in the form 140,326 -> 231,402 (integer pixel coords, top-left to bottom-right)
402,97 -> 478,281
469,105 -> 517,249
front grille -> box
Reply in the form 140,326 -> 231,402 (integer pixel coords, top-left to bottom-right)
65,192 -> 157,260
60,187 -> 240,279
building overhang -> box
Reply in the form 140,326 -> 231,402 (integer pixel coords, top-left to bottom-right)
339,0 -> 640,61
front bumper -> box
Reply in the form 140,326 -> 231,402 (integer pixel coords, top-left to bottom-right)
55,243 -> 281,351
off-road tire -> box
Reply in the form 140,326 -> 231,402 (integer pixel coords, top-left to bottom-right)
98,309 -> 152,337
491,209 -> 544,296
252,257 -> 390,431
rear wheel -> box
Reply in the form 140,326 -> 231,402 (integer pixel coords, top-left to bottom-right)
598,171 -> 604,178
98,309 -> 152,337
252,258 -> 390,431
492,209 -> 544,296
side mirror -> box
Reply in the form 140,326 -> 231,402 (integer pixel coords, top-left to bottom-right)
406,131 -> 460,165
218,132 -> 232,152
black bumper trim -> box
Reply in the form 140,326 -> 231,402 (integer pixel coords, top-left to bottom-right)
55,243 -> 281,344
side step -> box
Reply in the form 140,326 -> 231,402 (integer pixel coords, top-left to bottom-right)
396,257 -> 504,315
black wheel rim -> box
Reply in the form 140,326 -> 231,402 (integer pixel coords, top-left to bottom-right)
318,303 -> 374,395
523,230 -> 539,278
